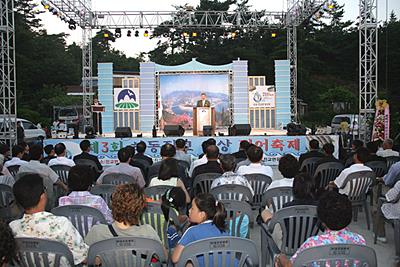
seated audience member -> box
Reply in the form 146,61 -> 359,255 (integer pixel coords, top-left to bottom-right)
237,145 -> 273,178
365,141 -> 386,163
149,158 -> 191,203
377,138 -> 399,158
267,154 -> 299,190
232,140 -> 251,160
41,144 -> 56,165
382,160 -> 400,187
0,143 -> 10,161
330,147 -> 372,195
0,159 -> 14,187
211,154 -> 254,196
191,145 -> 223,179
174,138 -> 192,165
97,147 -> 145,188
58,165 -> 113,223
148,144 -> 188,185
4,145 -> 27,168
275,191 -> 366,267
85,184 -> 163,247
48,143 -> 75,167
19,144 -> 68,208
10,174 -> 88,265
171,193 -> 228,264
161,187 -> 189,248
18,142 -> 30,161
73,140 -> 103,172
315,143 -> 341,168
189,139 -> 215,176
373,179 -> 400,243
298,139 -> 324,167
132,141 -> 153,166
344,139 -> 364,167
0,220 -> 18,266
197,138 -> 216,159
125,145 -> 148,178
262,172 -> 318,223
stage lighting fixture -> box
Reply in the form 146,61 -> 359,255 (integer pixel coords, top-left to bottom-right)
144,30 -> 149,37
271,32 -> 277,38
68,19 -> 76,30
115,28 -> 122,38
231,31 -> 237,39
192,32 -> 197,37
183,32 -> 189,37
135,30 -> 139,37
127,30 -> 132,37
103,32 -> 109,38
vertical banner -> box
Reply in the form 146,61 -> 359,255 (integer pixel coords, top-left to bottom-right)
372,100 -> 390,141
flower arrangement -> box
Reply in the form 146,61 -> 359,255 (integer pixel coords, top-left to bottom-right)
372,100 -> 389,141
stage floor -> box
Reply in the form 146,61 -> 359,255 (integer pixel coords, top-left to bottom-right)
98,128 -> 287,138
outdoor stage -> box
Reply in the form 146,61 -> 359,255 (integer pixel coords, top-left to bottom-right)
44,134 -> 339,166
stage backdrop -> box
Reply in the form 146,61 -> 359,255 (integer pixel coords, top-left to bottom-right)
44,135 -> 338,166
159,73 -> 230,129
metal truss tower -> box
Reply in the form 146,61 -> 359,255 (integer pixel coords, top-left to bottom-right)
359,0 -> 378,142
0,0 -> 17,145
82,0 -> 93,128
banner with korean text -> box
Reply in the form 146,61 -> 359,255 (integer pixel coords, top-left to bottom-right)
45,135 -> 338,166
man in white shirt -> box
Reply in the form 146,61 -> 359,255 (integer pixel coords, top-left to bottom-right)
48,143 -> 75,167
211,154 -> 254,196
10,173 -> 88,265
331,147 -> 372,195
4,145 -> 27,168
97,147 -> 145,188
377,138 -> 399,158
267,154 -> 300,190
188,139 -> 216,177
174,138 -> 191,165
237,145 -> 273,178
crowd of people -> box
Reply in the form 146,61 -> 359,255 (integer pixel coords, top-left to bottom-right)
0,136 -> 399,266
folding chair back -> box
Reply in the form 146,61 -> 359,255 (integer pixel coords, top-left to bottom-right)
49,164 -> 71,184
261,186 -> 293,213
16,237 -> 75,267
87,237 -> 166,267
210,184 -> 253,202
292,244 -> 377,267
300,157 -> 321,177
51,205 -> 107,237
0,184 -> 20,222
90,184 -> 116,207
386,156 -> 400,170
192,173 -> 221,196
7,164 -> 20,179
220,200 -> 254,238
144,185 -> 174,201
365,160 -> 387,178
313,161 -> 344,189
102,173 -> 136,185
140,201 -> 168,248
176,237 -> 259,267
244,173 -> 272,208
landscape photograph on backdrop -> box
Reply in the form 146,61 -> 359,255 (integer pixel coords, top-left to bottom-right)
159,73 -> 231,129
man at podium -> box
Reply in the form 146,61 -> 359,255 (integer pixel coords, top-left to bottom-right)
196,92 -> 211,107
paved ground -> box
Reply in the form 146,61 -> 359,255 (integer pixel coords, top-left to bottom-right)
249,166 -> 399,266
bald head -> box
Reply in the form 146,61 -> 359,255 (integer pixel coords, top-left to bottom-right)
206,145 -> 219,160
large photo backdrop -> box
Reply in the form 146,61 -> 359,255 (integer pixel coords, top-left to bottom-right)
159,73 -> 230,129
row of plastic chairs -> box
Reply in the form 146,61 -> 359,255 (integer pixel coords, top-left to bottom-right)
13,235 -> 377,267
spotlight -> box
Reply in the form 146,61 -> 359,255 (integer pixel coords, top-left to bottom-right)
192,32 -> 197,37
183,32 -> 189,37
127,30 -> 132,37
135,30 -> 139,37
271,32 -> 277,38
115,28 -> 121,38
68,19 -> 76,30
231,31 -> 237,39
103,32 -> 109,38
144,30 -> 149,37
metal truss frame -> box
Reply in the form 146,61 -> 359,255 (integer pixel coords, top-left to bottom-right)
359,0 -> 378,142
0,0 -> 17,145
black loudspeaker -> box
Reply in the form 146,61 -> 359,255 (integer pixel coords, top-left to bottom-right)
230,124 -> 251,136
203,125 -> 213,136
115,127 -> 132,138
286,123 -> 306,136
163,125 -> 185,137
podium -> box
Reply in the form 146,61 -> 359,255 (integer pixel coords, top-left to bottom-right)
193,107 -> 216,136
91,105 -> 105,135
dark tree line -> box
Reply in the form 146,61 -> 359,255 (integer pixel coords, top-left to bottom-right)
14,0 -> 400,136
